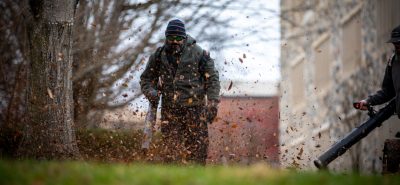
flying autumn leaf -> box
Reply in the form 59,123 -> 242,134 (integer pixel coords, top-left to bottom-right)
231,123 -> 238,129
47,88 -> 54,99
188,98 -> 193,104
297,147 -> 304,160
239,58 -> 243,63
227,81 -> 233,91
204,72 -> 210,79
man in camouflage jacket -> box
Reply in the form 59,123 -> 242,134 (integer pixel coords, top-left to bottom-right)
140,19 -> 220,164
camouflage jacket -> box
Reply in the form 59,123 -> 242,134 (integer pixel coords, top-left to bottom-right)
367,51 -> 400,118
140,35 -> 220,108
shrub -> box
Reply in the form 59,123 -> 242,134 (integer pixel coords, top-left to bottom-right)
76,129 -> 163,163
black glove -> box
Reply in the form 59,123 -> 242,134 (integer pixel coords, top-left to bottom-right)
147,89 -> 159,106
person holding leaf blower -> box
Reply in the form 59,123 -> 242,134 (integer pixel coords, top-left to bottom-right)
140,19 -> 220,164
314,26 -> 400,169
355,25 -> 400,119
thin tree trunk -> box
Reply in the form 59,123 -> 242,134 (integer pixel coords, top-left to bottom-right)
17,0 -> 80,159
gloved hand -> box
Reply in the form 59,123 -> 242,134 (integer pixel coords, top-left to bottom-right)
147,89 -> 159,106
354,99 -> 369,111
205,100 -> 219,123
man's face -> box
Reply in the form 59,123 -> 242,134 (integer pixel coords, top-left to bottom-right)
393,42 -> 400,52
165,35 -> 185,54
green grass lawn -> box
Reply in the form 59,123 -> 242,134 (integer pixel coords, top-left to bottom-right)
0,160 -> 399,185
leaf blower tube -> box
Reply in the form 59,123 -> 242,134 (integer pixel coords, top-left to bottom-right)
314,99 -> 396,169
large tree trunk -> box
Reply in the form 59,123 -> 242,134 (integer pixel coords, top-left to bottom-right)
17,0 -> 80,159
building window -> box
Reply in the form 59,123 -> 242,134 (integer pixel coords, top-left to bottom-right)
341,10 -> 361,77
290,57 -> 305,107
313,34 -> 332,92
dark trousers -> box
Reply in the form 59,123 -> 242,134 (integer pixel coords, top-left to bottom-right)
160,105 -> 208,165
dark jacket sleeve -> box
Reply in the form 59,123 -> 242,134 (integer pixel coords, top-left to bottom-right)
366,62 -> 395,105
202,51 -> 220,101
140,54 -> 159,102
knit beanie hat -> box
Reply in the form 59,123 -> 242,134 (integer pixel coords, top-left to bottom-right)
165,19 -> 187,38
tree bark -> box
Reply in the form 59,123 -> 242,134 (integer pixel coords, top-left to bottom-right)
17,0 -> 80,159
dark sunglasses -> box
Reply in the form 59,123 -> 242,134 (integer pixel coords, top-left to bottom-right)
167,35 -> 185,41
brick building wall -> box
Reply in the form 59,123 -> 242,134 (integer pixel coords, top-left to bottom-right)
208,96 -> 279,166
